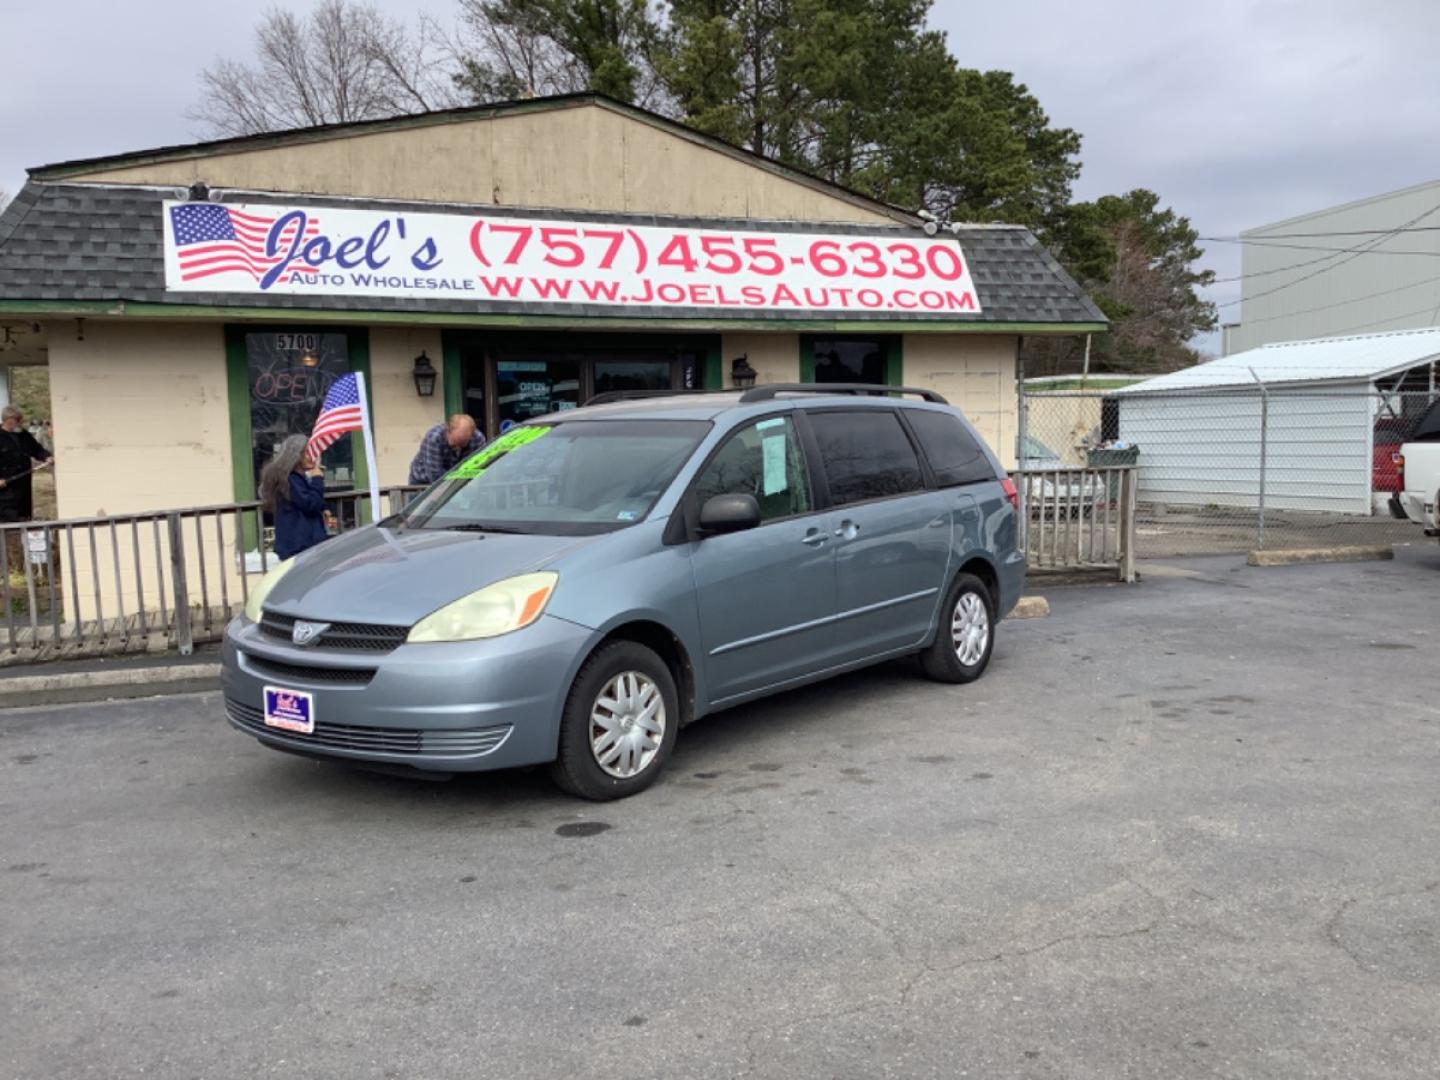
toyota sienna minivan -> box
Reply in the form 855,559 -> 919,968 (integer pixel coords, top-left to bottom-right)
222,384 -> 1024,800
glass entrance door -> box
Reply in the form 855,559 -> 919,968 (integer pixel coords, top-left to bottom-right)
446,332 -> 717,437
593,360 -> 673,396
496,359 -> 581,430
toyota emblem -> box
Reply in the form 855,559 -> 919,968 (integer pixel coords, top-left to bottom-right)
291,620 -> 329,646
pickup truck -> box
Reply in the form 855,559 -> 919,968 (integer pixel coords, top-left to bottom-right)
1392,399 -> 1440,540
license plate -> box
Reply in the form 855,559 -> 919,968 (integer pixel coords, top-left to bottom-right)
263,686 -> 315,734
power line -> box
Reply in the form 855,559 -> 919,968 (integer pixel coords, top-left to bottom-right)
1217,201 -> 1440,309
1209,248 -> 1352,284
1313,304 -> 1440,338
1231,271 -> 1440,326
1212,225 -> 1440,240
1202,237 -> 1440,255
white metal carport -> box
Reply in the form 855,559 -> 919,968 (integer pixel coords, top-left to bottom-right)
1113,327 -> 1440,515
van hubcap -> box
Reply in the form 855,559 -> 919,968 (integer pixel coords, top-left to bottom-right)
951,592 -> 990,667
590,671 -> 665,779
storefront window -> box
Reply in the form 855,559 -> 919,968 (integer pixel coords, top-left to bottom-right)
809,337 -> 894,385
246,331 -> 354,494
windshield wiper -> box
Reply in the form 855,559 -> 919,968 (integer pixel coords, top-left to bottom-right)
441,522 -> 529,534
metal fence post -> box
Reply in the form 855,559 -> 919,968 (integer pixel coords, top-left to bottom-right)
1119,468 -> 1138,583
167,512 -> 193,656
1016,389 -> 1030,549
1249,368 -> 1268,548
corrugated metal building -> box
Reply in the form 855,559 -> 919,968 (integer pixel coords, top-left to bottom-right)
1223,179 -> 1440,355
1116,328 -> 1440,515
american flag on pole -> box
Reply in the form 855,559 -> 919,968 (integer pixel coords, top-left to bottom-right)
307,374 -> 364,458
168,204 -> 320,284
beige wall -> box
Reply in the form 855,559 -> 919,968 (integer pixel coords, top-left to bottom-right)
720,333 -> 799,387
44,321 -> 236,625
67,104 -> 893,225
368,326 -> 445,486
903,334 -> 1019,468
49,321 -> 232,518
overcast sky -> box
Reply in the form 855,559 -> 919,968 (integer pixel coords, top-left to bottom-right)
4,0 -> 1439,353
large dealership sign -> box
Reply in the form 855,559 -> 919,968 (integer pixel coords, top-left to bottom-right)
162,201 -> 982,315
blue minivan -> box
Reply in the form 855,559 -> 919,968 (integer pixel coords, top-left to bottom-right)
222,384 -> 1024,799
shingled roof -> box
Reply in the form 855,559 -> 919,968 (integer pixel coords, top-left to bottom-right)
0,182 -> 1106,328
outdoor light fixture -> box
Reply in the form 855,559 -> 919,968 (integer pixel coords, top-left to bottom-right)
731,354 -> 758,389
412,351 -> 438,397
188,182 -> 210,202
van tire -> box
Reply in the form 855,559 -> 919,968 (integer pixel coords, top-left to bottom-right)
550,640 -> 679,801
919,572 -> 995,684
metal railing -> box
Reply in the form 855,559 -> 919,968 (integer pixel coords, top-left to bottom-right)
0,487 -> 423,664
1015,466 -> 1138,582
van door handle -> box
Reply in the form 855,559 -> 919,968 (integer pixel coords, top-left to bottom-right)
801,529 -> 828,547
834,520 -> 860,540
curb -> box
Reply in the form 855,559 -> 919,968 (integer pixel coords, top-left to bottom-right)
1246,545 -> 1394,567
1010,596 -> 1050,619
0,664 -> 221,709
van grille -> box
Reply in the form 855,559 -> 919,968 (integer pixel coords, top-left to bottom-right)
259,612 -> 410,652
225,699 -> 511,758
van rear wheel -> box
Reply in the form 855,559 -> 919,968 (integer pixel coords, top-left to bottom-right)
919,572 -> 995,684
550,640 -> 679,800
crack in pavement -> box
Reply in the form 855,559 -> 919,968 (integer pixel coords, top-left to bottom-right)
1323,879 -> 1440,973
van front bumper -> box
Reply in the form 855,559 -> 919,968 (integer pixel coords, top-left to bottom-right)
220,614 -> 595,774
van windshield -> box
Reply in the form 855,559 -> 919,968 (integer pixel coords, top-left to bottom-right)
398,419 -> 710,536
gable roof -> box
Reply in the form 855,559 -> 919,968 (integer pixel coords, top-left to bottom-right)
0,182 -> 1107,329
30,92 -> 915,227
1117,326 -> 1440,394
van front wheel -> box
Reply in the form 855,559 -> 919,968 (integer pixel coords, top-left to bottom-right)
919,572 -> 995,684
550,640 -> 679,800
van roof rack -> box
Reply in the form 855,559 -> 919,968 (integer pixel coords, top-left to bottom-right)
739,383 -> 949,405
583,389 -> 722,407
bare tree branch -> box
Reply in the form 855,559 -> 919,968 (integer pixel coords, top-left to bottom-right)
189,0 -> 463,137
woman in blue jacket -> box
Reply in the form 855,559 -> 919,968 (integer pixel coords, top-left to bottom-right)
259,434 -> 330,559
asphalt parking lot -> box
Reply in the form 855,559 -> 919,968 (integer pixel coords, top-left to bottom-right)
3,548 -> 1439,1080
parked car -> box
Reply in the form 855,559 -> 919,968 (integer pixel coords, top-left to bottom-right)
1017,435 -> 1104,513
1373,414 -> 1409,494
1391,398 -> 1440,541
222,384 -> 1025,800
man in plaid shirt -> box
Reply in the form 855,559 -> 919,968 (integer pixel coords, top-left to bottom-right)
408,414 -> 487,484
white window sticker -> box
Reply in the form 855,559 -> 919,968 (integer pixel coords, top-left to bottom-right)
762,434 -> 788,496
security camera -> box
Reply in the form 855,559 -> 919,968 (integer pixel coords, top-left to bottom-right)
923,220 -> 940,236
918,210 -> 938,222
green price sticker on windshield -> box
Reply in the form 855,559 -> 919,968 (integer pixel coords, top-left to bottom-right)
446,425 -> 550,480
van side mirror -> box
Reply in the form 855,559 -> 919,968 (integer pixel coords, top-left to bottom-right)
698,493 -> 761,535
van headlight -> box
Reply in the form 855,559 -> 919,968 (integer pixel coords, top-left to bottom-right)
243,558 -> 294,622
407,573 -> 558,643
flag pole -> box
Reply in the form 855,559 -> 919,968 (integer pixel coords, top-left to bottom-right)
353,371 -> 383,523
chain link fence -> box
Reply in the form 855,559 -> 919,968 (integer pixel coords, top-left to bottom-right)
1019,387 -> 1435,558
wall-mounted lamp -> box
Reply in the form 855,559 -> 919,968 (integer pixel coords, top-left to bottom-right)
412,351 -> 438,397
731,354 -> 758,389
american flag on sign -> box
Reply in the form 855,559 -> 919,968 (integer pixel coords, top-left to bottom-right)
308,373 -> 365,458
168,204 -> 320,284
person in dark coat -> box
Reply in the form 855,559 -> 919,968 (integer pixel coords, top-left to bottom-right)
0,405 -> 53,524
259,435 -> 330,560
